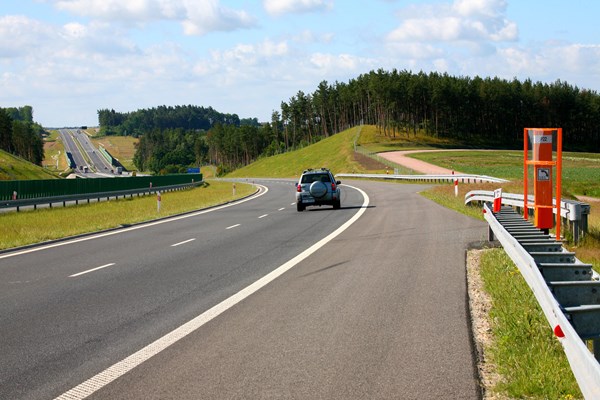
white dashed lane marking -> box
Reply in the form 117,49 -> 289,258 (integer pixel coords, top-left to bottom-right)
171,238 -> 196,247
69,263 -> 116,278
226,224 -> 241,230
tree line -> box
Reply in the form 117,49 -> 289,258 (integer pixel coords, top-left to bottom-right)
280,70 -> 599,152
99,70 -> 600,173
0,106 -> 45,165
97,105 -> 248,137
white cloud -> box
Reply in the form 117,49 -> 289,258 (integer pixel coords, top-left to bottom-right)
50,0 -> 256,35
0,15 -> 54,58
387,0 -> 517,44
293,30 -> 334,45
263,0 -> 333,16
309,53 -> 362,71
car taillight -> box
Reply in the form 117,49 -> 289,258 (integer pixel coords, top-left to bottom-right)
297,184 -> 302,192
331,182 -> 336,191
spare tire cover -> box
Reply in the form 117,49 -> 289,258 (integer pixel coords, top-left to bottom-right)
309,181 -> 327,198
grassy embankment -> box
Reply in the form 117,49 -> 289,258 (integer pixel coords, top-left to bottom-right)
41,130 -> 69,173
90,132 -> 139,172
1,149 -> 59,180
227,125 -> 382,178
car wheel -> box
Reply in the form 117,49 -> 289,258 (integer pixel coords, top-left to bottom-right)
297,202 -> 304,212
333,199 -> 341,209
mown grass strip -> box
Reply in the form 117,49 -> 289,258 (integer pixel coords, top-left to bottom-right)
479,249 -> 582,399
0,180 -> 254,250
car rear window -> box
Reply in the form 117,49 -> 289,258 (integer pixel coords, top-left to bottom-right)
301,173 -> 331,183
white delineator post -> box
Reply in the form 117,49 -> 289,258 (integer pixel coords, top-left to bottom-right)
157,191 -> 161,213
233,183 -> 236,196
12,191 -> 17,200
453,171 -> 458,197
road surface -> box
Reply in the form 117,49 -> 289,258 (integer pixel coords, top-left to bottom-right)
0,180 -> 486,399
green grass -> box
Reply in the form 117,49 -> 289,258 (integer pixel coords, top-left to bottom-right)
42,130 -> 68,171
0,149 -> 59,180
0,180 -> 255,250
479,249 -> 582,399
91,135 -> 139,171
357,125 -> 459,152
226,126 -> 370,178
411,150 -> 600,198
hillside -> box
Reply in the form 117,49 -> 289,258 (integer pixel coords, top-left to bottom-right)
225,126 -> 386,178
91,135 -> 139,171
0,149 -> 59,180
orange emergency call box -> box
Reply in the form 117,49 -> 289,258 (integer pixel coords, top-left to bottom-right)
523,128 -> 562,238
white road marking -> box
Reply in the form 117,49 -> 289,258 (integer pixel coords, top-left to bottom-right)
278,207 -> 285,211
291,203 -> 296,206
226,224 -> 241,230
258,214 -> 268,219
0,185 -> 268,260
69,263 -> 116,278
171,238 -> 196,247
54,184 -> 369,400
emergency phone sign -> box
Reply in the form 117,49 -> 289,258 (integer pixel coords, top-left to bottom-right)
537,168 -> 550,181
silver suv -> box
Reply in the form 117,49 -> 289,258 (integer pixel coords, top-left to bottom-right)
295,168 -> 341,211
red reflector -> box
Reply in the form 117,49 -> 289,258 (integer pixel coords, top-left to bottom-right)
482,209 -> 487,214
554,325 -> 565,338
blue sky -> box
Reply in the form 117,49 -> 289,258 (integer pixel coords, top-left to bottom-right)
1,0 -> 599,127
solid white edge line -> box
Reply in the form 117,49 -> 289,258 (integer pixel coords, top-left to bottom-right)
226,224 -> 241,230
171,238 -> 196,247
54,184 -> 369,400
69,263 -> 116,278
0,185 -> 269,260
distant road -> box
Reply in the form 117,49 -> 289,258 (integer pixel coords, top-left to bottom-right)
72,130 -> 115,174
57,129 -> 115,177
0,179 -> 486,399
378,149 -> 469,174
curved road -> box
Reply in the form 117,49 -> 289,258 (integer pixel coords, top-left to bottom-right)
0,180 -> 486,399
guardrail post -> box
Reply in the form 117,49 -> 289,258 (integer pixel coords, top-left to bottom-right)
573,220 -> 580,244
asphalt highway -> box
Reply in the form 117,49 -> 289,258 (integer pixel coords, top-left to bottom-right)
0,179 -> 487,399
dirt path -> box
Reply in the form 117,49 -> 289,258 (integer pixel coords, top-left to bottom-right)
378,150 -> 463,175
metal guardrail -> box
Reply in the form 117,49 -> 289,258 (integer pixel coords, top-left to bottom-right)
337,173 -> 509,184
466,190 -> 590,243
484,203 -> 600,398
0,181 -> 203,211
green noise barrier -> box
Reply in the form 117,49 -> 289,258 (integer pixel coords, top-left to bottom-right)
0,174 -> 202,201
